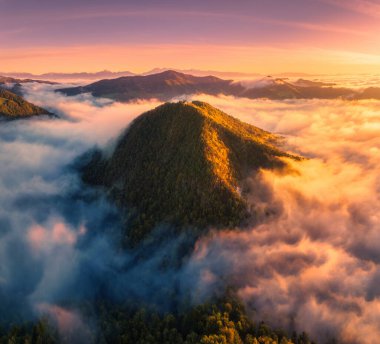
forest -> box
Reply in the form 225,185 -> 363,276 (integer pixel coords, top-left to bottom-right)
0,297 -> 317,344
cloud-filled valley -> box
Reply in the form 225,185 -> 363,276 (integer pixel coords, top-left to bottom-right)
184,94 -> 380,344
1,83 -> 380,343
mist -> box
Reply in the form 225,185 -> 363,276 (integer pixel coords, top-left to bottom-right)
1,83 -> 380,343
182,94 -> 380,344
0,83 -> 175,341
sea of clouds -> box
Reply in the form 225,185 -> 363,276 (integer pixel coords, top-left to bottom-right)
1,83 -> 380,343
185,94 -> 380,344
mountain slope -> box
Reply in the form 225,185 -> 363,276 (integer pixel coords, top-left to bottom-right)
57,70 -> 242,101
0,88 -> 50,118
239,76 -> 355,100
241,77 -> 304,99
240,78 -> 378,100
82,101 -> 297,243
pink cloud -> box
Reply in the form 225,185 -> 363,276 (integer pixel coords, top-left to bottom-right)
36,303 -> 93,342
27,221 -> 81,253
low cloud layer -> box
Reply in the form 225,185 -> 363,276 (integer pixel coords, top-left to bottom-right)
182,94 -> 380,344
1,85 -> 380,343
0,84 -> 168,340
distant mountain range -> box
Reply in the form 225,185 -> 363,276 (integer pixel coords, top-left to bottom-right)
81,101 -> 297,244
0,76 -> 58,97
142,68 -> 262,79
0,69 -> 263,82
2,69 -> 317,83
239,76 -> 357,99
0,88 -> 51,119
57,70 -> 380,102
0,70 -> 136,82
0,76 -> 57,85
58,70 -> 243,102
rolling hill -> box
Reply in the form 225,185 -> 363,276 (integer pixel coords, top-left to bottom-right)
0,88 -> 51,119
81,101 -> 298,244
0,75 -> 58,97
0,76 -> 57,86
239,76 -> 356,100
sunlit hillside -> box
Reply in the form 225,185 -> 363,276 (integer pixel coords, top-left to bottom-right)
82,101 -> 297,244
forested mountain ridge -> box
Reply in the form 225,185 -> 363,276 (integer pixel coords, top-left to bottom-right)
81,101 -> 298,243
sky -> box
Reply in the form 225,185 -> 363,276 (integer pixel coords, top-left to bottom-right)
1,0 -> 380,74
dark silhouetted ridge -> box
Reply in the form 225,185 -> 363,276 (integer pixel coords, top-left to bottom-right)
57,70 -> 242,101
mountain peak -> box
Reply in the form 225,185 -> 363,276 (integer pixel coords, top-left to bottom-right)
82,101 -> 297,244
155,69 -> 184,77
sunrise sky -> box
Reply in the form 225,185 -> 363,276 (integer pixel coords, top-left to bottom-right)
1,0 -> 380,74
